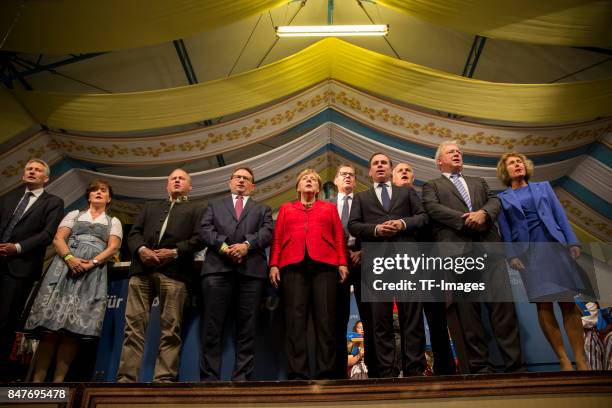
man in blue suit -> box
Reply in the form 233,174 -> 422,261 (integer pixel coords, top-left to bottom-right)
199,167 -> 273,381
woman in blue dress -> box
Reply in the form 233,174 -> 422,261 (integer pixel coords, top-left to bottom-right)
496,152 -> 588,371
26,179 -> 122,382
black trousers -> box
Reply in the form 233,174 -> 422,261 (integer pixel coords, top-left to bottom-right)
200,273 -> 265,381
281,259 -> 337,380
423,302 -> 456,375
370,300 -> 426,377
0,268 -> 35,380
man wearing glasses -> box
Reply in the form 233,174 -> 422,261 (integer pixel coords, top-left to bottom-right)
329,163 -> 368,378
199,167 -> 273,381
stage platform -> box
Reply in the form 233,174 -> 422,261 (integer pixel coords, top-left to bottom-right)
2,371 -> 611,408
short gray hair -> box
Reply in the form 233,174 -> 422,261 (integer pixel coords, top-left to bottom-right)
434,141 -> 460,169
25,159 -> 50,177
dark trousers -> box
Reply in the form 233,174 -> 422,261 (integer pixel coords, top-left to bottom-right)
351,266 -> 377,378
423,302 -> 456,375
333,270 -> 352,379
0,269 -> 34,380
281,259 -> 337,380
370,300 -> 426,377
199,273 -> 265,381
452,300 -> 525,374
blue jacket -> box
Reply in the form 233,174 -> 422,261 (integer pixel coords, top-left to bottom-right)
497,181 -> 578,258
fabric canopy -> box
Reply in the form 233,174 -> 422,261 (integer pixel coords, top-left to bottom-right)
0,0 -> 285,54
12,39 -> 612,132
0,86 -> 38,145
378,0 -> 612,47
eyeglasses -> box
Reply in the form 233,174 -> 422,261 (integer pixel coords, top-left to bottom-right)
231,175 -> 253,182
339,171 -> 355,178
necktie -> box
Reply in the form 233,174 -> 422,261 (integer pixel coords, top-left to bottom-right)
235,195 -> 244,219
2,192 -> 33,242
450,173 -> 472,211
341,195 -> 350,236
379,183 -> 391,211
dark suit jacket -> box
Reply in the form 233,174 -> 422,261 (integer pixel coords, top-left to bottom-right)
200,195 -> 273,279
497,181 -> 578,258
327,196 -> 361,251
0,188 -> 64,279
128,199 -> 205,283
421,175 -> 501,254
348,185 -> 428,242
270,200 -> 347,269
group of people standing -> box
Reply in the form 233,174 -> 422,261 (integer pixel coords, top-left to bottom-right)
0,138 -> 592,382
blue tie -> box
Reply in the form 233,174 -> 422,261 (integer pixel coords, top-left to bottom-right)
450,173 -> 472,211
2,192 -> 33,242
379,183 -> 391,211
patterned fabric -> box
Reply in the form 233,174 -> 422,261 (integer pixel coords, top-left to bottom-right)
378,183 -> 391,211
585,328 -> 605,370
25,213 -> 112,338
449,173 -> 472,211
1,192 -> 32,242
235,195 -> 244,219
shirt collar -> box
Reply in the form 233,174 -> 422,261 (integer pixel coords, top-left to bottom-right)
169,195 -> 188,203
337,192 -> 353,200
25,186 -> 44,198
442,172 -> 462,179
374,181 -> 391,189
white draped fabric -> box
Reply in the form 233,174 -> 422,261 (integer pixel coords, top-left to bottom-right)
46,123 -> 588,208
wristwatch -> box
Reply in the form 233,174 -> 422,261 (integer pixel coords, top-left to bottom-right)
92,259 -> 99,265
172,248 -> 179,259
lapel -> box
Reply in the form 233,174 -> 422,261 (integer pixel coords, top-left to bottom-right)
463,176 -> 478,208
439,176 -> 467,208
3,190 -> 22,219
368,184 -> 386,213
501,188 -> 523,215
18,191 -> 47,224
528,182 -> 544,210
389,185 -> 401,211
224,196 -> 237,221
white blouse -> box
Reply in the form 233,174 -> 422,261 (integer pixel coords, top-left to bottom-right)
59,209 -> 123,239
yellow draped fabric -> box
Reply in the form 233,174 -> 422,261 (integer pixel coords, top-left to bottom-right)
0,0 -> 285,54
378,0 -> 612,47
0,87 -> 37,145
12,38 -> 612,132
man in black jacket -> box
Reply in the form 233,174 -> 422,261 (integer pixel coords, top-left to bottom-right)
199,167 -> 273,381
349,153 -> 428,377
0,159 -> 64,380
116,168 -> 205,383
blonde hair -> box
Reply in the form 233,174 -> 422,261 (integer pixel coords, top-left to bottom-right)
496,152 -> 534,186
295,168 -> 322,199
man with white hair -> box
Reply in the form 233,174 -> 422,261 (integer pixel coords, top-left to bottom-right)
422,141 -> 524,374
0,159 -> 64,380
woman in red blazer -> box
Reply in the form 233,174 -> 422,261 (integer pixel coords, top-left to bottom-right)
270,169 -> 348,380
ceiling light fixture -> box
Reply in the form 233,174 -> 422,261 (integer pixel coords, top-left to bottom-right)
276,24 -> 388,37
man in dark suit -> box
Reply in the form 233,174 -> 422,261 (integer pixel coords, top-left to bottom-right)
421,141 -> 524,374
0,159 -> 64,379
328,163 -> 369,379
199,167 -> 273,381
392,162 -> 456,376
348,153 -> 428,378
116,168 -> 205,383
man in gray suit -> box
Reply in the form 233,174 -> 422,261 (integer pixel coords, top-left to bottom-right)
199,167 -> 273,381
422,141 -> 524,374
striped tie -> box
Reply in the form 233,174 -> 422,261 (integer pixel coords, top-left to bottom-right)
450,173 -> 472,211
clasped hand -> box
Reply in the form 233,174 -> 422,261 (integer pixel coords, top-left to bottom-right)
376,219 -> 404,237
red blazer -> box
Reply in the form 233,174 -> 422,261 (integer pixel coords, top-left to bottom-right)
270,200 -> 347,269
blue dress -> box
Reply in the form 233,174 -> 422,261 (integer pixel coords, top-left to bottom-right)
513,186 -> 589,301
25,213 -> 112,338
